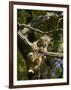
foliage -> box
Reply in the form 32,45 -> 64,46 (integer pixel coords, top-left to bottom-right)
17,48 -> 28,80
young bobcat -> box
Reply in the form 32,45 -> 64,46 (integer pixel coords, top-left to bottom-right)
27,34 -> 51,77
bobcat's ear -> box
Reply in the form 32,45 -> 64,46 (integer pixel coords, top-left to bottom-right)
47,36 -> 52,44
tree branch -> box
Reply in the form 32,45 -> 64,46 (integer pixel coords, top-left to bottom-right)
56,18 -> 63,30
18,26 -> 63,58
18,23 -> 63,34
39,50 -> 63,58
18,31 -> 32,47
18,15 -> 48,35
